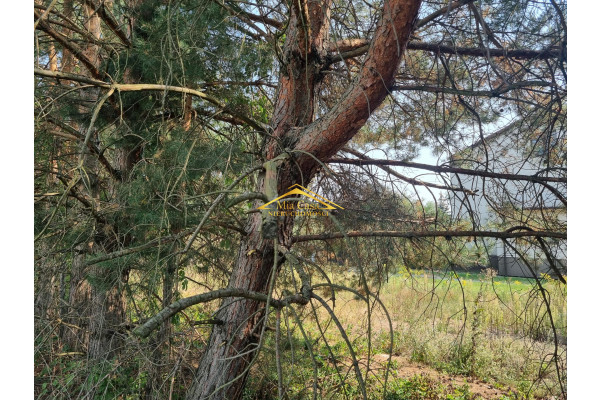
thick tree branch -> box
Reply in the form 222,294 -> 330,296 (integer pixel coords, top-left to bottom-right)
294,0 -> 422,172
34,10 -> 103,79
293,229 -> 566,243
82,0 -> 132,47
133,289 -> 309,338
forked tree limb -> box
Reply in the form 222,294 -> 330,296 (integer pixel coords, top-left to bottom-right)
293,0 -> 423,172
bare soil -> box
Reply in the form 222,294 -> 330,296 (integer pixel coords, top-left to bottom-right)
371,353 -> 514,399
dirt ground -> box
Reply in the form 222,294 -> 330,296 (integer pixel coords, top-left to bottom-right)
371,353 -> 514,399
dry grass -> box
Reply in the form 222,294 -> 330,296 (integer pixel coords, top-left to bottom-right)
249,267 -> 567,399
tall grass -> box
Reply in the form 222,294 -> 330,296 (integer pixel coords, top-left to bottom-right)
244,268 -> 567,399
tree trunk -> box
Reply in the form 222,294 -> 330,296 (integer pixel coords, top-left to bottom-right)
34,245 -> 59,323
144,244 -> 179,399
87,264 -> 128,360
61,245 -> 91,352
186,209 -> 282,400
63,3 -> 130,363
186,1 -> 422,398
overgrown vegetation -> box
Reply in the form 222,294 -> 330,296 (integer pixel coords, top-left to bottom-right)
241,267 -> 566,399
36,265 -> 566,399
34,0 -> 566,398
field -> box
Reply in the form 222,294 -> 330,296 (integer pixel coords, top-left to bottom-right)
243,268 -> 567,399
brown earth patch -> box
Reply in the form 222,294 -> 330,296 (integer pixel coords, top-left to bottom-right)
371,353 -> 514,399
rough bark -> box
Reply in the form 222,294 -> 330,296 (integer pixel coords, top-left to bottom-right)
34,246 -> 59,323
61,3 -> 129,363
185,209 -> 284,400
144,246 -> 179,399
61,245 -> 91,353
87,270 -> 127,360
186,1 -> 422,399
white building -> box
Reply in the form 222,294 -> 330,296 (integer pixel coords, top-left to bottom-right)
448,121 -> 566,278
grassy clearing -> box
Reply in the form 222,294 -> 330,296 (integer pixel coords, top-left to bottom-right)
244,268 -> 566,399
35,267 -> 566,399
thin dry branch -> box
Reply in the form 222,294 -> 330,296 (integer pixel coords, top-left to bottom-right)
45,116 -> 121,180
328,40 -> 562,64
415,0 -> 476,29
328,157 -> 566,183
392,80 -> 554,97
342,147 -> 476,194
34,68 -> 268,132
293,229 -> 566,243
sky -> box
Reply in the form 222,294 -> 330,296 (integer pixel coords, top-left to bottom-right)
361,145 -> 447,205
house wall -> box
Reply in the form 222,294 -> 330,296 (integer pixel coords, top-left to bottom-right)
448,129 -> 566,278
